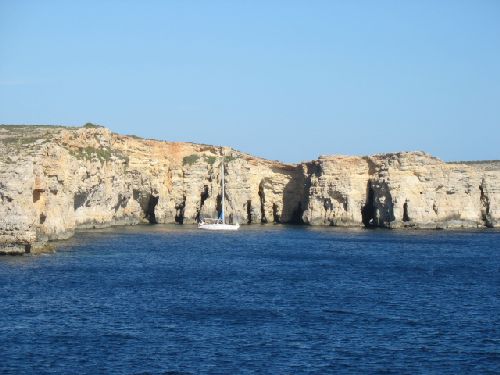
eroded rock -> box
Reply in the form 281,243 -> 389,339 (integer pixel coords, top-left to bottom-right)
0,126 -> 498,253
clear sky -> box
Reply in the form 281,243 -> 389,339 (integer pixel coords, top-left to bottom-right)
1,1 -> 499,163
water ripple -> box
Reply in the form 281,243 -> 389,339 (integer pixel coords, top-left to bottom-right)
0,225 -> 499,374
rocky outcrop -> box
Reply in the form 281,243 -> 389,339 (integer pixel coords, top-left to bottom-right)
1,125 -> 499,254
363,154 -> 500,229
303,153 -> 500,229
302,156 -> 371,226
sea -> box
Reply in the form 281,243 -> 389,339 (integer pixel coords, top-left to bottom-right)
0,225 -> 499,374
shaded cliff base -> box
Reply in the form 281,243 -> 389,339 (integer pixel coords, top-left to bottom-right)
1,124 -> 499,254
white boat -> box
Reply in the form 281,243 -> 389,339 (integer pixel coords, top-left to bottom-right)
198,158 -> 240,231
198,218 -> 240,231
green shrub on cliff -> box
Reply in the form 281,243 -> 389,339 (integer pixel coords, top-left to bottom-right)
68,146 -> 130,165
83,122 -> 103,129
1,136 -> 44,146
71,146 -> 112,161
183,154 -> 200,166
205,156 -> 217,165
182,154 -> 236,166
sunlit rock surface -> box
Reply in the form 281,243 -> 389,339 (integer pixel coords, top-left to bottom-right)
1,125 -> 498,253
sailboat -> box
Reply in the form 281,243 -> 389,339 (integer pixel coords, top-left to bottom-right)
198,158 -> 240,231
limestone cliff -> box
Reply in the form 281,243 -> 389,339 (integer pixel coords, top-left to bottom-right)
0,125 -> 498,254
303,153 -> 500,229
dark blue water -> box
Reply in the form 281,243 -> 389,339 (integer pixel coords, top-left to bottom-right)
1,226 -> 499,374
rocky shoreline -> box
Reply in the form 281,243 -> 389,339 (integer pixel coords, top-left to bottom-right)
1,124 -> 498,254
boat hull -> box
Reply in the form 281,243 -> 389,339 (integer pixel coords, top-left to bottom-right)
198,223 -> 240,231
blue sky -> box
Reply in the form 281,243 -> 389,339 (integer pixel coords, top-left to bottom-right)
1,0 -> 499,163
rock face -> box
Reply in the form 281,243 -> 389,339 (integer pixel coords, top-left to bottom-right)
303,153 -> 500,229
0,125 -> 499,254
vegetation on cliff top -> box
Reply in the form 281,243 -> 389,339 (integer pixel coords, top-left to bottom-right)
182,154 -> 239,166
0,127 -> 54,157
448,160 -> 500,165
83,122 -> 104,129
0,124 -> 73,129
70,146 -> 112,161
68,146 -> 129,165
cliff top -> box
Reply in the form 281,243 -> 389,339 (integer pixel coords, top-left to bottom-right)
0,124 -> 294,170
0,124 -> 497,167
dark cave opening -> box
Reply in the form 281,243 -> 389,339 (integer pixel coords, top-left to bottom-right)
290,202 -> 304,225
196,185 -> 210,222
74,192 -> 89,209
133,189 -> 159,224
272,203 -> 280,223
175,196 -> 186,224
479,184 -> 490,215
113,193 -> 129,213
200,185 -> 209,207
216,194 -> 222,219
323,198 -> 333,211
403,200 -> 410,222
33,189 -> 43,203
247,200 -> 252,224
361,183 -> 376,228
479,183 -> 492,227
258,182 -> 267,223
146,195 -> 159,224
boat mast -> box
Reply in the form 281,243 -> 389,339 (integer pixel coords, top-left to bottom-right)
221,158 -> 225,223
